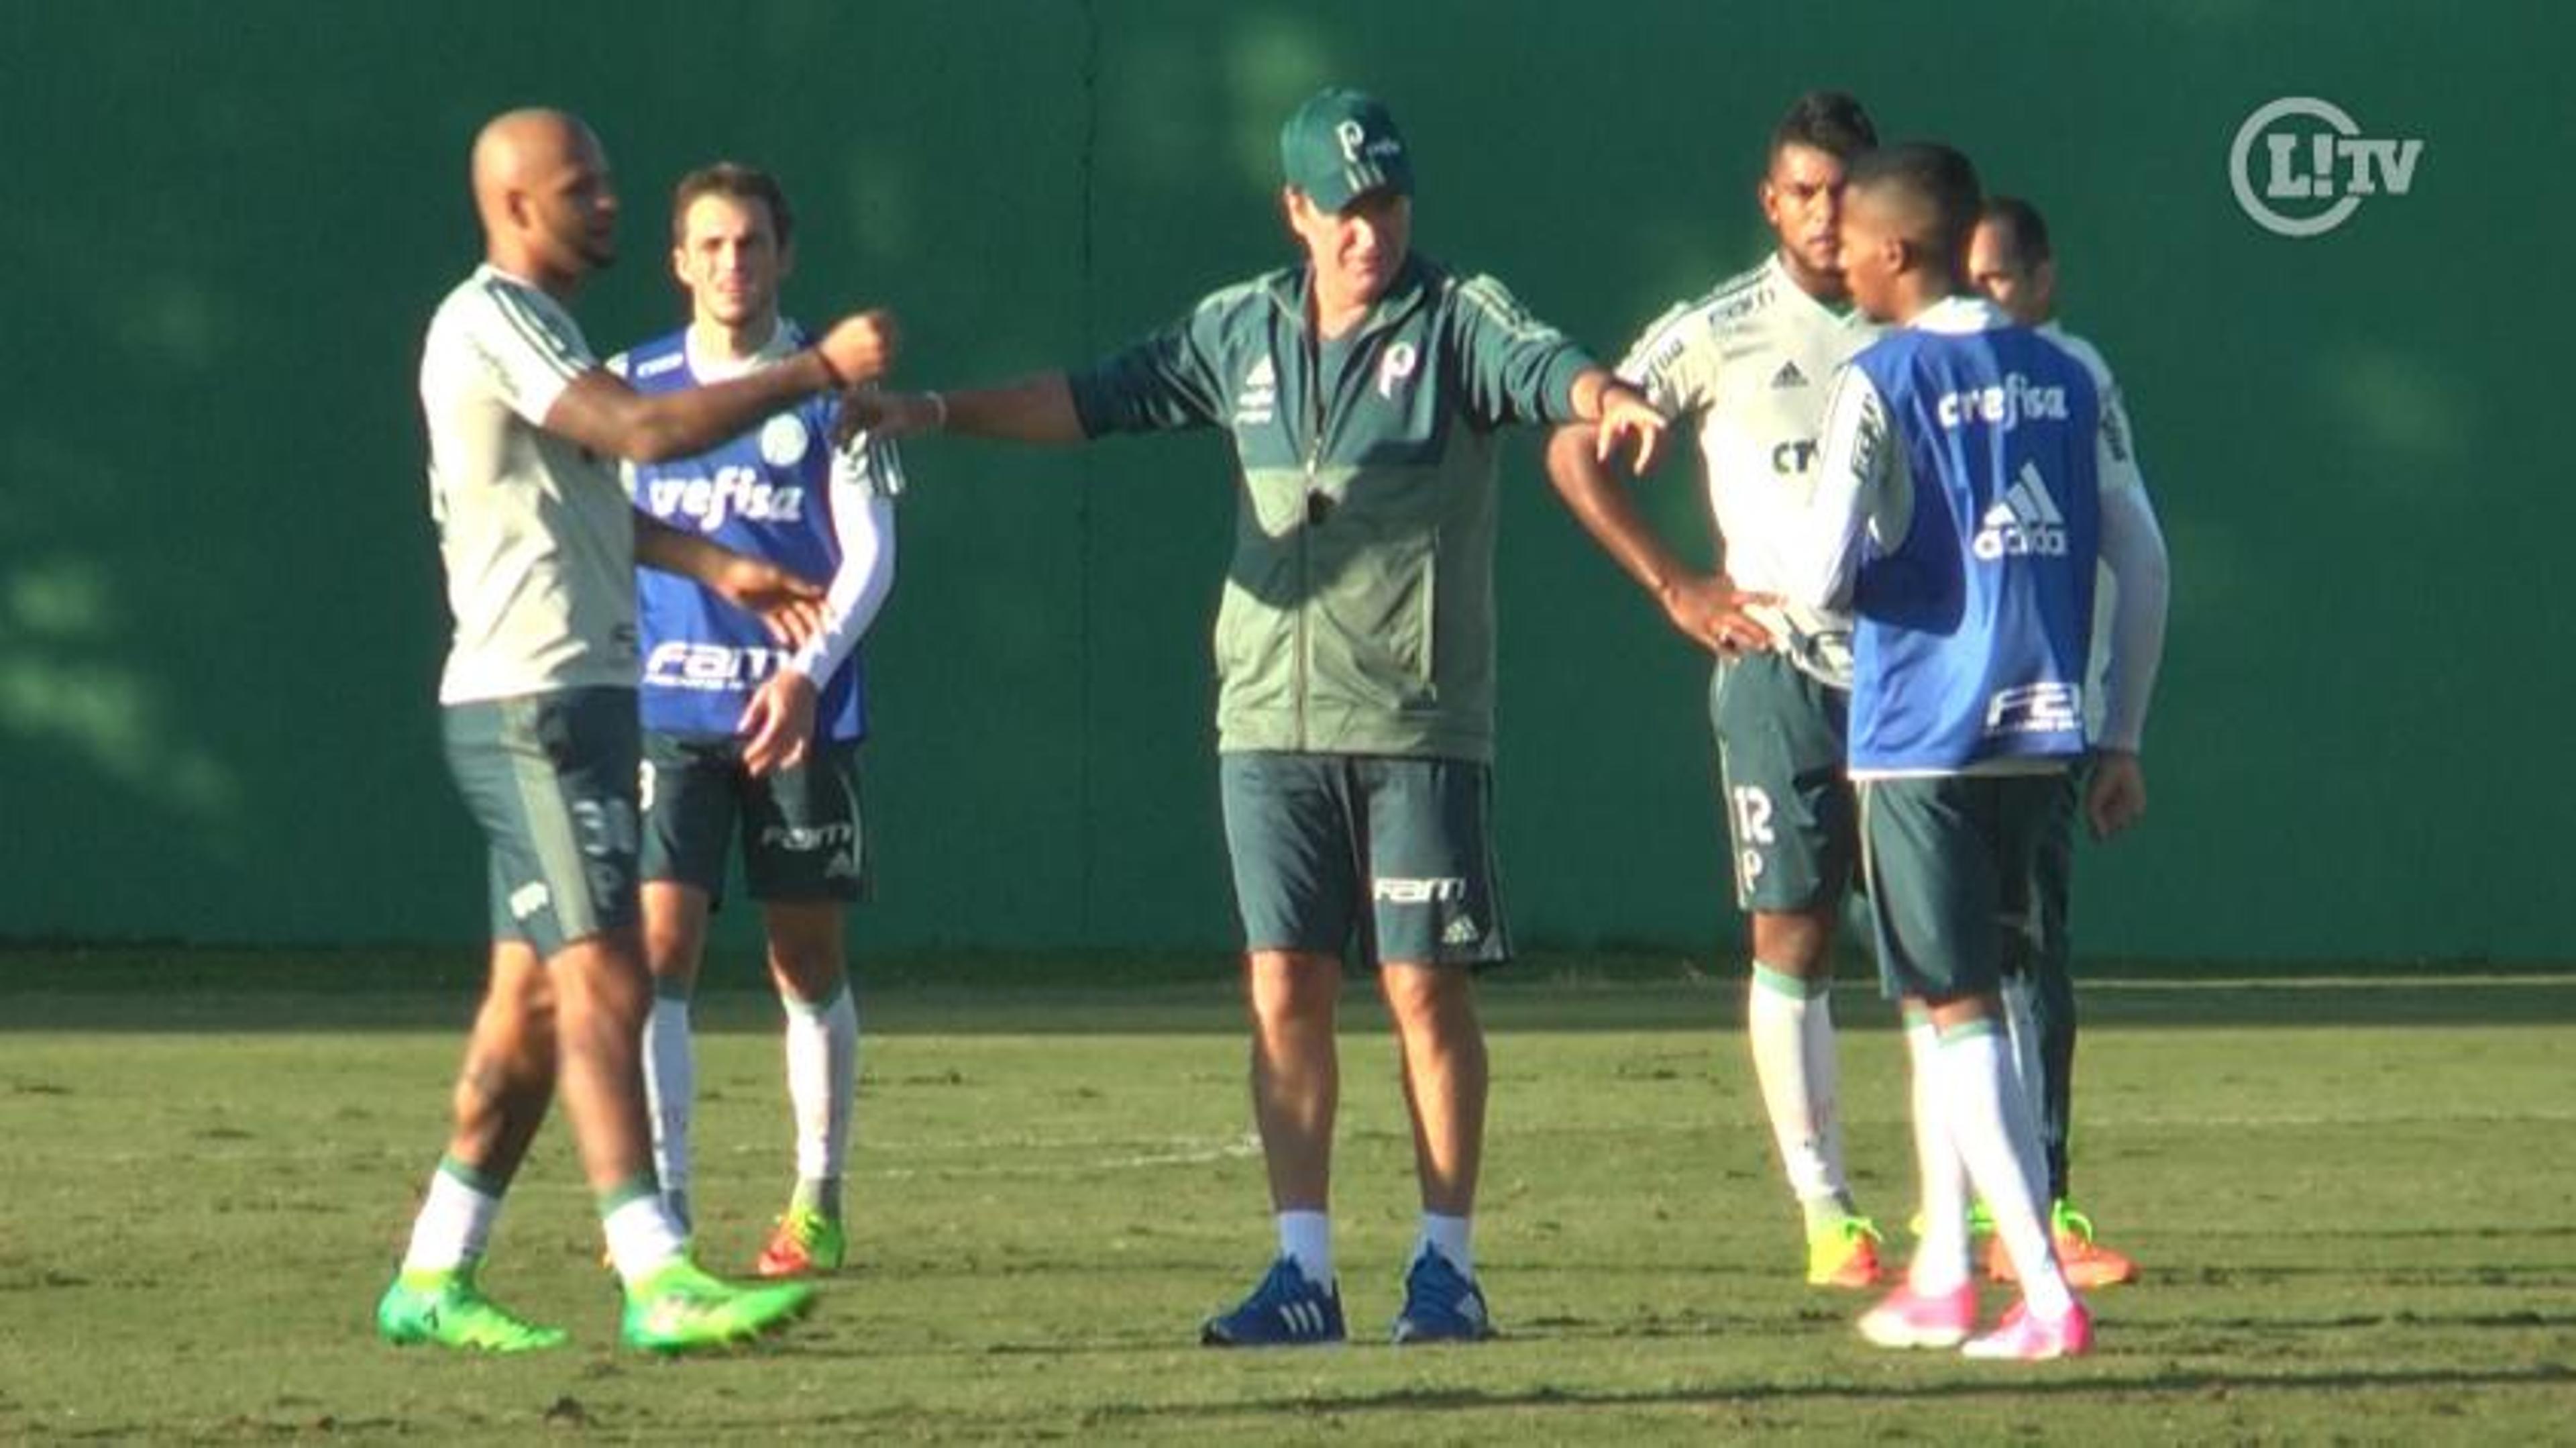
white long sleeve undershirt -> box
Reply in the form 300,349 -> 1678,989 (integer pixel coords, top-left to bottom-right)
786,436 -> 900,687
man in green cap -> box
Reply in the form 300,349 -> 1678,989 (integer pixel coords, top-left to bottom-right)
856,87 -> 1665,1346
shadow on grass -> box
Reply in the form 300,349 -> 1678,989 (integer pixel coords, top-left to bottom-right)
3,945 -> 2571,1034
1069,1361 -> 2576,1425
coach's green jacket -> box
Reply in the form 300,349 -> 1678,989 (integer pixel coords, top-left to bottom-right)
1069,254 -> 1597,763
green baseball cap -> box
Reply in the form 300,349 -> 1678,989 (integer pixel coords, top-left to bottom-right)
1279,87 -> 1413,212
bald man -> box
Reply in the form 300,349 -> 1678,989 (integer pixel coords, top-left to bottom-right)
378,108 -> 896,1355
1966,196 -> 2167,1290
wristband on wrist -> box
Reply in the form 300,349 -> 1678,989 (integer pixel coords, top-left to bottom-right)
812,347 -> 849,391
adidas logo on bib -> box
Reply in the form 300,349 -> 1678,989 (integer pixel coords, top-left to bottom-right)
1973,463 -> 2069,560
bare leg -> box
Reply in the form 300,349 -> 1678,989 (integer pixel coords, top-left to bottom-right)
1381,962 -> 1487,1217
546,927 -> 660,1196
641,880 -> 712,996
764,899 -> 848,1004
1246,949 -> 1342,1211
442,939 -> 558,1179
1752,907 -> 1834,982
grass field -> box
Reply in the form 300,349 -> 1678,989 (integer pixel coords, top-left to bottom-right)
1,951 -> 2570,1442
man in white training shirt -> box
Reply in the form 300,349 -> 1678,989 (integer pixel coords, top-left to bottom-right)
379,107 -> 894,1355
1546,91 -> 1891,1290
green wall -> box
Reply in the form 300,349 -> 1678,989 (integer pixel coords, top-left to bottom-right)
1,1 -> 2562,962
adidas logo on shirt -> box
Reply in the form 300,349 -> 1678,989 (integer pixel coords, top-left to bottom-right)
1234,356 -> 1278,425
1769,360 -> 1808,389
1973,463 -> 2070,560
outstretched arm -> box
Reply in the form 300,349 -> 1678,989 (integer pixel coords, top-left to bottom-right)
839,372 -> 1084,446
1566,368 -> 1670,475
554,311 -> 899,462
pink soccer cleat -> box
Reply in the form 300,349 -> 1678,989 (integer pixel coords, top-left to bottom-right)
1962,1300 -> 2095,1361
1856,1283 -> 1978,1349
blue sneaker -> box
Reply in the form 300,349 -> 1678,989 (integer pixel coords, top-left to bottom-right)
1391,1249 -> 1494,1344
1200,1257 -> 1345,1347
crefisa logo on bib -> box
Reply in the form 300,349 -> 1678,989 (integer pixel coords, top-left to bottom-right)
2229,97 -> 2424,238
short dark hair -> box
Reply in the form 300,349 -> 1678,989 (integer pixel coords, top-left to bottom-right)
1768,91 -> 1878,164
1978,195 -> 2053,268
1846,142 -> 1982,268
669,161 -> 794,250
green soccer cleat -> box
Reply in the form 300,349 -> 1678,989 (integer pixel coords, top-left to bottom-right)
621,1257 -> 816,1353
376,1261 -> 568,1353
1909,1200 -> 1998,1241
1805,1214 -> 1886,1289
755,1205 -> 847,1278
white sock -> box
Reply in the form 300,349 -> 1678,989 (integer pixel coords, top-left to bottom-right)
784,982 -> 858,1189
602,1191 -> 690,1286
1932,1021 -> 2074,1319
1902,1012 -> 1972,1296
1277,1210 -> 1334,1284
400,1159 -> 502,1274
1418,1212 -> 1474,1280
1801,981 -> 1852,1206
1748,964 -> 1849,1222
642,992 -> 694,1222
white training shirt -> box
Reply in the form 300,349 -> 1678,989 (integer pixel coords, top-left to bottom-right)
1618,254 -> 1880,686
2040,322 -> 2170,753
421,264 -> 637,705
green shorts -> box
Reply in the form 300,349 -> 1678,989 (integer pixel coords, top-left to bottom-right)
441,687 -> 643,960
1218,752 -> 1509,969
639,732 -> 870,905
1710,653 -> 1856,914
1856,772 -> 2059,1002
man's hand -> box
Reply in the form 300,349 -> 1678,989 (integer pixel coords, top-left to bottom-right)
2086,749 -> 2148,839
816,310 -> 898,389
1658,573 -> 1778,658
1594,386 -> 1669,475
738,670 -> 820,777
834,388 -> 943,445
709,558 -> 826,647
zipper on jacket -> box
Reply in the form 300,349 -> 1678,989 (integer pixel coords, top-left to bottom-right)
1296,384 -> 1324,753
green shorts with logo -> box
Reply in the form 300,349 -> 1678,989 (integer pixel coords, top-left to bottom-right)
1710,652 -> 1856,914
639,732 -> 870,906
1218,752 -> 1508,969
442,687 -> 643,960
1856,771 -> 2061,1002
